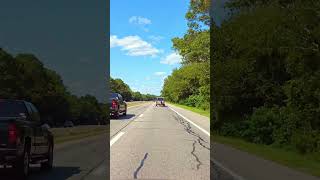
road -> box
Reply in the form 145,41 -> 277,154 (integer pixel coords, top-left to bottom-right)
110,102 -> 211,180
212,142 -> 320,180
0,132 -> 108,180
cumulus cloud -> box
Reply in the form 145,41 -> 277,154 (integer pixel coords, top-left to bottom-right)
129,16 -> 151,31
154,72 -> 166,76
129,16 -> 151,25
110,35 -> 161,57
160,52 -> 182,65
148,35 -> 164,44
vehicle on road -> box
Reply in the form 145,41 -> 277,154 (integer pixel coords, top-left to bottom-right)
0,99 -> 54,178
155,97 -> 165,107
64,120 -> 74,127
109,93 -> 127,119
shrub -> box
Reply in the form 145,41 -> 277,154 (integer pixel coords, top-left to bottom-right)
243,107 -> 280,145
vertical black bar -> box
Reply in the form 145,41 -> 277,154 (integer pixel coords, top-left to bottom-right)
106,0 -> 110,179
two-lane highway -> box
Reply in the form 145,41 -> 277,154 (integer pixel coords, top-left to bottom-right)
110,102 -> 210,180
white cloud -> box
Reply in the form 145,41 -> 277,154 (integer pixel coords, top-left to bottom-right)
148,35 -> 164,44
110,35 -> 161,57
129,16 -> 151,32
160,52 -> 182,65
129,16 -> 151,25
154,72 -> 166,76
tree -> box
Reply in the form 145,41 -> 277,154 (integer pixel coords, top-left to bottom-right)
110,77 -> 132,101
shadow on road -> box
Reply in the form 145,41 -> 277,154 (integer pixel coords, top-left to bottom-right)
0,166 -> 81,180
114,114 -> 135,120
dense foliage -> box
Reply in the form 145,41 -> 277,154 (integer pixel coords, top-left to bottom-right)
110,77 -> 156,101
161,0 -> 210,111
212,0 -> 320,154
0,48 -> 107,126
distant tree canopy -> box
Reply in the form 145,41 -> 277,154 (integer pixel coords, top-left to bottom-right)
110,77 -> 157,101
212,0 -> 320,154
161,0 -> 210,110
0,48 -> 107,126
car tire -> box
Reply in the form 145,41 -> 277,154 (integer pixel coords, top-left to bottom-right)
114,112 -> 119,119
41,142 -> 53,170
15,145 -> 30,179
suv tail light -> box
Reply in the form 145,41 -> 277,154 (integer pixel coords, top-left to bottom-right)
8,123 -> 18,144
112,100 -> 117,109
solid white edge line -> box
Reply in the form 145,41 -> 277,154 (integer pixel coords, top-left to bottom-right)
139,114 -> 144,118
110,132 -> 125,147
212,159 -> 246,180
168,105 -> 210,136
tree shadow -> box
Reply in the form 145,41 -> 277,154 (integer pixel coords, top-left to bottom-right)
0,165 -> 81,180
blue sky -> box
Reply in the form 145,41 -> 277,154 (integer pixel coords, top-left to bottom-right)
0,0 -> 107,102
110,0 -> 190,96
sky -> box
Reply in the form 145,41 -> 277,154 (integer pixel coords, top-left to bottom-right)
0,0 -> 107,102
110,0 -> 190,96
212,0 -> 229,25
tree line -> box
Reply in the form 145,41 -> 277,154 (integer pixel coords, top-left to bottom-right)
212,0 -> 320,154
161,0 -> 210,111
110,77 -> 157,101
0,48 -> 108,126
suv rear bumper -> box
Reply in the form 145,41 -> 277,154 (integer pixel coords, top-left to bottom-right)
110,108 -> 118,115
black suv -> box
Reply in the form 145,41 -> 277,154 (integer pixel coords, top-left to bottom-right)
0,99 -> 54,178
109,93 -> 127,119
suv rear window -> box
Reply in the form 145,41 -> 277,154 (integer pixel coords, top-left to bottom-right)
0,100 -> 28,118
109,93 -> 118,100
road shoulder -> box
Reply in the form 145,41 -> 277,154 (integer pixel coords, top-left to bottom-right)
167,103 -> 210,134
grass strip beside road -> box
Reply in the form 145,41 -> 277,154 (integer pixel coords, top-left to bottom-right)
167,102 -> 210,118
51,125 -> 108,144
213,135 -> 320,177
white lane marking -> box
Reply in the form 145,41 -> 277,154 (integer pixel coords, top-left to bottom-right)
110,132 -> 125,147
139,114 -> 144,118
212,159 -> 246,180
168,106 -> 210,136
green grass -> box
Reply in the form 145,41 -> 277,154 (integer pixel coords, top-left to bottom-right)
167,102 -> 210,118
51,125 -> 108,144
213,135 -> 320,177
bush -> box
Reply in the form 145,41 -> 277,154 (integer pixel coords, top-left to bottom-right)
291,130 -> 317,154
218,120 -> 247,137
180,94 -> 210,110
271,106 -> 300,146
242,107 -> 280,145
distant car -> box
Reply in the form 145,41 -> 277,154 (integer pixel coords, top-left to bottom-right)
64,121 -> 74,128
155,97 -> 165,106
0,99 -> 54,178
109,93 -> 127,119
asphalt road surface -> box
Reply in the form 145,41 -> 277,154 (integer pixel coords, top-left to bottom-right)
0,133 -> 108,180
212,142 -> 320,180
110,103 -> 211,180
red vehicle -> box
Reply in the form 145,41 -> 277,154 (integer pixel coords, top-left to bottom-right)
109,93 -> 127,119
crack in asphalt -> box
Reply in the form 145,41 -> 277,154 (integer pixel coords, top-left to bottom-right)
172,112 -> 210,170
191,140 -> 203,170
133,153 -> 149,179
173,113 -> 210,150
